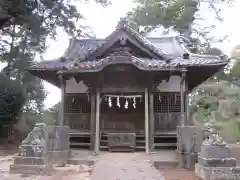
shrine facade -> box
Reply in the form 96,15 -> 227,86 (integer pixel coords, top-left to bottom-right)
28,21 -> 228,154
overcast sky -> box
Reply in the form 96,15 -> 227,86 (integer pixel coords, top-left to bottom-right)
34,0 -> 240,108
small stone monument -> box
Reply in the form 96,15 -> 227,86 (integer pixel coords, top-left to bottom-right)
108,132 -> 136,152
195,125 -> 240,180
44,125 -> 70,166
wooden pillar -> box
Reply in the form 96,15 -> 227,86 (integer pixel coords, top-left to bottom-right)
95,89 -> 100,154
185,82 -> 189,125
90,93 -> 96,150
149,92 -> 154,151
180,70 -> 186,126
58,73 -> 65,126
145,88 -> 150,154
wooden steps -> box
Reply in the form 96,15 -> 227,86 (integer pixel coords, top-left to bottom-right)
69,131 -> 91,149
69,131 -> 177,150
154,132 -> 177,149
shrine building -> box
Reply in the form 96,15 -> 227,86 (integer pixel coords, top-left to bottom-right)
28,21 -> 228,154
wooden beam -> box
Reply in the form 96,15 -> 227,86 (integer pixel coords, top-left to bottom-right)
185,81 -> 189,125
95,89 -> 100,154
90,93 -> 96,150
145,88 -> 150,154
149,92 -> 154,152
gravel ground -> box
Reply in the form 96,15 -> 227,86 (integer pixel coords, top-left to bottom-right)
90,152 -> 166,180
159,168 -> 201,180
1,144 -> 239,180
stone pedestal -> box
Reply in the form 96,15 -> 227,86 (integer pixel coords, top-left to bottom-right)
195,129 -> 240,180
177,126 -> 203,169
10,123 -> 53,175
10,124 -> 70,175
177,152 -> 197,170
195,164 -> 240,180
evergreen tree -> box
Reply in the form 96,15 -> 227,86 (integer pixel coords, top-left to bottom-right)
0,74 -> 25,124
126,0 -> 233,52
0,0 -> 110,115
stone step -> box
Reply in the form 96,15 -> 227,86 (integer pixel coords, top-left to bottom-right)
10,164 -> 52,175
135,146 -> 145,150
70,142 -> 90,146
67,158 -> 96,166
100,146 -> 108,151
13,156 -> 45,165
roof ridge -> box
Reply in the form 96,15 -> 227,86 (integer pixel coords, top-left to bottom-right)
85,20 -> 171,60
121,23 -> 169,57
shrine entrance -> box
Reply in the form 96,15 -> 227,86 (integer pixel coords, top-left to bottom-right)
100,93 -> 145,134
91,64 -> 151,152
97,92 -> 147,152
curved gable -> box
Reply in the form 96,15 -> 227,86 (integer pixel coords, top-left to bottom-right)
86,21 -> 170,61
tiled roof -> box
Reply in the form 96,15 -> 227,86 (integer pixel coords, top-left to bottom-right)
30,53 -> 228,72
29,21 -> 229,72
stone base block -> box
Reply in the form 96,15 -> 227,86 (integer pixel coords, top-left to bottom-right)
10,164 -> 52,175
195,163 -> 240,180
13,156 -> 45,165
48,150 -> 69,167
198,157 -> 236,167
195,163 -> 212,180
177,151 -> 197,170
200,144 -> 232,159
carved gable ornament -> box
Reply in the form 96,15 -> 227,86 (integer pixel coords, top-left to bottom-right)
86,21 -> 167,61
119,35 -> 127,45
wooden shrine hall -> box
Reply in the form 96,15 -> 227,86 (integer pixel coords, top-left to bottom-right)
28,20 -> 228,154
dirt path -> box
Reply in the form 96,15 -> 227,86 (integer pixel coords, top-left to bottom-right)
90,153 -> 166,180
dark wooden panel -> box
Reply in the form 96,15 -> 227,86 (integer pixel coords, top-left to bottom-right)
154,113 -> 181,132
64,113 -> 90,131
100,113 -> 144,133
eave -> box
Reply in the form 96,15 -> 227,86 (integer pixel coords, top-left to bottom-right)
28,55 -> 229,90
